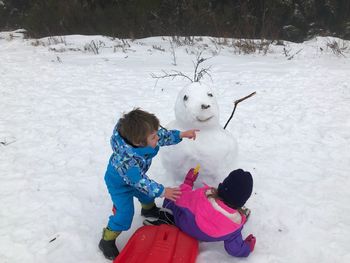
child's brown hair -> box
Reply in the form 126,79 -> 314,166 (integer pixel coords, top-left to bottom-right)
118,108 -> 160,146
206,188 -> 222,201
206,187 -> 238,209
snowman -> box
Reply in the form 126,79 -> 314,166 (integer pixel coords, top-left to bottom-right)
161,82 -> 238,185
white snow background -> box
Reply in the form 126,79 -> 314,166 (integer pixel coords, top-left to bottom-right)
1,30 -> 350,263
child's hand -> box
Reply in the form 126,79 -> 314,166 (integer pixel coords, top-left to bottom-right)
164,187 -> 182,201
180,129 -> 200,140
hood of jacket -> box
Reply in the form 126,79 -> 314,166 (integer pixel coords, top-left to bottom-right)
110,125 -> 160,160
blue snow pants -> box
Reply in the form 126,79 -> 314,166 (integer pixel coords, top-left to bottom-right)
104,164 -> 155,231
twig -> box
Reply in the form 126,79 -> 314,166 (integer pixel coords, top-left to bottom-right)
196,66 -> 212,82
326,40 -> 347,57
224,92 -> 256,129
287,48 -> 303,60
193,51 -> 212,82
150,52 -> 212,88
49,234 -> 60,243
150,70 -> 193,83
0,137 -> 17,146
193,51 -> 204,81
169,37 -> 177,66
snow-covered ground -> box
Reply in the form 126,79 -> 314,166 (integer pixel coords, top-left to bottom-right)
1,30 -> 350,263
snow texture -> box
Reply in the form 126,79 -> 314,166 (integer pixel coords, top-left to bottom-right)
1,30 -> 350,263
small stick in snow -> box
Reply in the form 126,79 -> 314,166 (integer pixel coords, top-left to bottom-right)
151,70 -> 193,83
223,92 -> 256,129
0,137 -> 16,146
49,234 -> 60,243
287,48 -> 303,60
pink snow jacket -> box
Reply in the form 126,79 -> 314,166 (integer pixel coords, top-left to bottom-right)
164,182 -> 251,257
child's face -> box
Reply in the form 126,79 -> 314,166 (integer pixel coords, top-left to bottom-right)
145,130 -> 159,148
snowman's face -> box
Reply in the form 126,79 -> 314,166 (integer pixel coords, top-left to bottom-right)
175,83 -> 220,128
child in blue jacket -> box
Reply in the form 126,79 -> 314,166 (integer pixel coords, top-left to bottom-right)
99,108 -> 198,260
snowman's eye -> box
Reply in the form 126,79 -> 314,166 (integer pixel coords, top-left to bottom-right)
183,95 -> 188,101
207,93 -> 213,97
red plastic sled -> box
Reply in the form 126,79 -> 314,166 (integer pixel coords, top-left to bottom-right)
114,224 -> 198,263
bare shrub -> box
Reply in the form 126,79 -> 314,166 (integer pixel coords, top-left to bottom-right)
210,37 -> 229,46
47,36 -> 66,46
209,37 -> 229,56
283,46 -> 303,60
31,36 -> 66,47
113,39 -> 131,53
48,47 -> 66,52
232,39 -> 271,55
152,45 -> 165,52
171,36 -> 195,47
169,38 -> 177,66
31,39 -> 45,46
326,39 -> 348,57
283,46 -> 290,57
84,40 -> 105,54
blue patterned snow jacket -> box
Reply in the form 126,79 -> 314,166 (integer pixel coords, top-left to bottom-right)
105,123 -> 182,199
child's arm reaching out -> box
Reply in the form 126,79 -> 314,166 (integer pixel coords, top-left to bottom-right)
157,128 -> 199,147
180,129 -> 199,140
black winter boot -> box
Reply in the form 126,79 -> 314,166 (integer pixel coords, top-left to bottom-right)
98,227 -> 120,260
141,203 -> 161,218
143,208 -> 175,226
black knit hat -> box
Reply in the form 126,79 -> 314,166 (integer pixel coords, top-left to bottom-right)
217,169 -> 253,208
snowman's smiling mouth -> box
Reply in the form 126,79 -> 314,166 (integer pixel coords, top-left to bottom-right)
196,116 -> 213,122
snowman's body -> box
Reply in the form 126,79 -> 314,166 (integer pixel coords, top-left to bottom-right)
161,82 -> 238,185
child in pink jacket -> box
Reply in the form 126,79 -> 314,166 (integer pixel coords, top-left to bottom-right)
144,168 -> 256,257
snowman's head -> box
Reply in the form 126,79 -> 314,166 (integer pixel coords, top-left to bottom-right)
175,82 -> 220,128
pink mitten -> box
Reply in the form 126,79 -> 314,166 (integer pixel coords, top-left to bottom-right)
245,234 -> 256,252
184,168 -> 199,186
